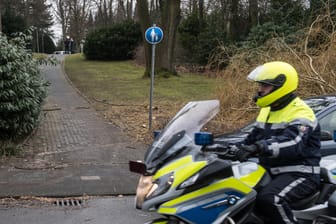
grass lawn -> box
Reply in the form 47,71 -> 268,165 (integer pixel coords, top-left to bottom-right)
64,54 -> 216,105
63,54 -> 218,142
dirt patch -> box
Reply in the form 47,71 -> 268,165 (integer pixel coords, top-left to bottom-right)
92,101 -> 234,145
94,102 -> 182,144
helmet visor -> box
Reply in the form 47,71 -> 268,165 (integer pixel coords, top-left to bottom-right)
247,65 -> 285,87
247,65 -> 263,82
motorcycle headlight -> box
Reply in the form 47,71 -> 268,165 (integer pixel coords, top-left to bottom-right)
178,173 -> 200,189
331,168 -> 336,175
146,172 -> 174,199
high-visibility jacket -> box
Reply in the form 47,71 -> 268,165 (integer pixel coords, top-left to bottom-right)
244,95 -> 321,175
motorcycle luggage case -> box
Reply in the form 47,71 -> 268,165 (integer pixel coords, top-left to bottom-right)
328,191 -> 336,215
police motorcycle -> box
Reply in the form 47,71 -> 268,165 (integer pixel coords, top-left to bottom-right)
129,100 -> 336,224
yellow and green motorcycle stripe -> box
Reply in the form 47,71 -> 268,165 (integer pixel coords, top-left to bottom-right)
158,177 -> 252,214
158,177 -> 256,223
238,164 -> 266,188
154,155 -> 266,191
153,155 -> 207,187
151,155 -> 266,223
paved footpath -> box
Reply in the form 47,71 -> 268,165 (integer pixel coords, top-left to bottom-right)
0,55 -> 147,197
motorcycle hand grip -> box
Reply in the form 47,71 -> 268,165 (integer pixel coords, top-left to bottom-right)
201,143 -> 229,152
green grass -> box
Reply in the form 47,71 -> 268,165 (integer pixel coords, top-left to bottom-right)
64,54 -> 216,105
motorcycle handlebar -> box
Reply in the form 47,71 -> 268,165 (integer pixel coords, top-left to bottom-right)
201,143 -> 240,160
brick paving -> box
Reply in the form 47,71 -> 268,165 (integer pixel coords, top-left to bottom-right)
0,56 -> 146,197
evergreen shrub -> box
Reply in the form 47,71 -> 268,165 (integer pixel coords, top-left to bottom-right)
178,12 -> 226,65
84,20 -> 142,60
0,34 -> 48,152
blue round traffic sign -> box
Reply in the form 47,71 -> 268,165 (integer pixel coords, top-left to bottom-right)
145,26 -> 163,45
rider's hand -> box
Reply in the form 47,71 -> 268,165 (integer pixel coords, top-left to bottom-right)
236,142 -> 264,161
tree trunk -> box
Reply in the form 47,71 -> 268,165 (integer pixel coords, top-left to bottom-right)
136,0 -> 181,77
0,10 -> 2,33
157,0 -> 181,75
309,0 -> 322,24
136,0 -> 152,77
228,0 -> 239,41
198,0 -> 204,22
53,0 -> 70,50
249,0 -> 258,27
126,0 -> 133,19
0,0 -> 2,33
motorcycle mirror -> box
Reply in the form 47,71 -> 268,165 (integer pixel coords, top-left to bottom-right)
321,130 -> 333,141
194,132 -> 213,146
129,160 -> 147,174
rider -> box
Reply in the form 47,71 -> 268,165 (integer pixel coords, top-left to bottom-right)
235,61 -> 321,224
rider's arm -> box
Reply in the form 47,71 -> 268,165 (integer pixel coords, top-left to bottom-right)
253,123 -> 321,160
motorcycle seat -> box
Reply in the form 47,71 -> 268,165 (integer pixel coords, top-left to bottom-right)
290,191 -> 320,210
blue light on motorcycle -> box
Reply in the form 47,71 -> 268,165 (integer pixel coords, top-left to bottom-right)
194,132 -> 213,146
153,130 -> 161,138
333,130 -> 336,142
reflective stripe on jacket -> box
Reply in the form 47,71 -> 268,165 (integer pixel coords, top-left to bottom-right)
245,97 -> 321,175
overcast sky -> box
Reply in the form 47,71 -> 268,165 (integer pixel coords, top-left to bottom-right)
48,0 -> 62,42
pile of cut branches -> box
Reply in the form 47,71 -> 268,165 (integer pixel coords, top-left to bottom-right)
210,6 -> 336,131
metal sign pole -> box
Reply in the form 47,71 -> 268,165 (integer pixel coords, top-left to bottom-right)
149,44 -> 156,130
145,24 -> 163,130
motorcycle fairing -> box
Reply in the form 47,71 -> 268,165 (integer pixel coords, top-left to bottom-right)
153,154 -> 233,190
157,177 -> 255,223
232,162 -> 266,188
144,100 -> 220,173
140,155 -> 208,211
153,155 -> 204,184
142,153 -> 237,209
145,218 -> 169,224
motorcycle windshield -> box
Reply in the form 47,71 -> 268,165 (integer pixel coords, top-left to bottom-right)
144,100 -> 220,172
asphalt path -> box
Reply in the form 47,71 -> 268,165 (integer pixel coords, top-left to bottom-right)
0,195 -> 159,224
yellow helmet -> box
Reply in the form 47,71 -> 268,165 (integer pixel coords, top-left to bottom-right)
247,61 -> 298,107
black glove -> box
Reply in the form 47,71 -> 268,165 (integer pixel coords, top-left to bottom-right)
236,142 -> 264,161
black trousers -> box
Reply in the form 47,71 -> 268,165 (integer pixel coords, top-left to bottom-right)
256,173 -> 319,224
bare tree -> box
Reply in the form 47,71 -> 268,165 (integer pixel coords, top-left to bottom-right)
52,0 -> 71,49
218,0 -> 230,37
52,0 -> 91,52
92,0 -> 114,27
0,4 -> 2,33
115,0 -> 126,21
91,0 -> 134,27
68,0 -> 91,52
136,0 -> 152,76
126,0 -> 133,19
249,0 -> 258,27
227,0 -> 239,40
136,0 -> 181,76
157,0 -> 181,74
199,0 -> 204,22
0,0 -> 2,33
